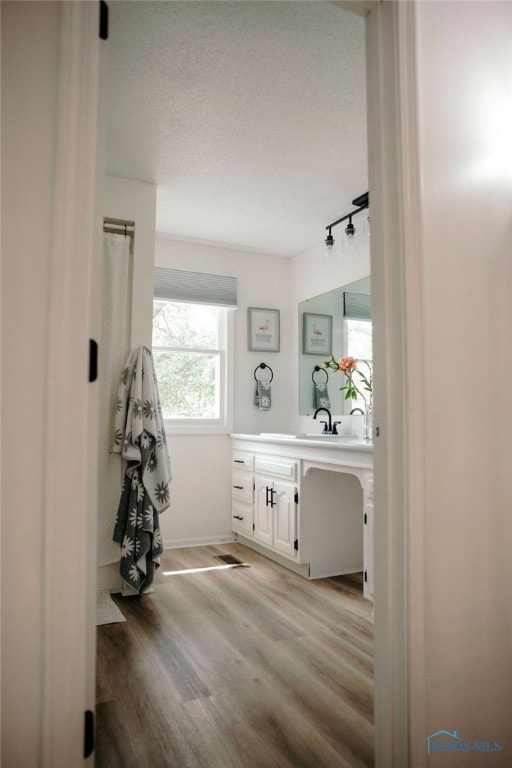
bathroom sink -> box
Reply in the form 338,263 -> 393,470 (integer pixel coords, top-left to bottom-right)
297,434 -> 370,443
259,433 -> 299,439
258,432 -> 371,445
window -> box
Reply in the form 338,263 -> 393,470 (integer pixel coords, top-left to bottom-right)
343,291 -> 372,413
152,267 -> 236,433
344,317 -> 373,413
346,317 -> 372,360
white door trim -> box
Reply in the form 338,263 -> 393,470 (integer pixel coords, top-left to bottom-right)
366,2 -> 427,765
41,3 -> 102,765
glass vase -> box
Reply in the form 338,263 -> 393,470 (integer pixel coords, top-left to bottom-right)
363,399 -> 373,441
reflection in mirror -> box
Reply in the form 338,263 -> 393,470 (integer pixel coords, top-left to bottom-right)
298,276 -> 371,415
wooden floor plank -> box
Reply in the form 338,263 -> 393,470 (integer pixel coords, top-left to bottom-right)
96,543 -> 374,767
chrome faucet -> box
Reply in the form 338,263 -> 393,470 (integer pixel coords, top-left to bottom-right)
313,407 -> 340,435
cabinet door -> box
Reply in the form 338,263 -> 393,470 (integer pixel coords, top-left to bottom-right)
273,481 -> 297,557
254,476 -> 274,546
364,499 -> 374,600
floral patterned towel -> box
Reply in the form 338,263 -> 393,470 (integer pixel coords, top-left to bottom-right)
253,380 -> 271,411
112,346 -> 172,595
313,381 -> 331,410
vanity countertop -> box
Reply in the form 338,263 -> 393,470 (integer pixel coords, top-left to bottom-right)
230,432 -> 373,454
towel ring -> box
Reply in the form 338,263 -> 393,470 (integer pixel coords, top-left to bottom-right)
254,362 -> 273,383
312,365 -> 328,385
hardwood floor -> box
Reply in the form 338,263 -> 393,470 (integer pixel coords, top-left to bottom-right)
96,543 -> 374,768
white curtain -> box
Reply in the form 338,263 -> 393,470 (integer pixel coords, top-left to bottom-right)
97,232 -> 132,567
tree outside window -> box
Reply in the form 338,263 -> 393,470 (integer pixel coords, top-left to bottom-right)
152,300 -> 227,425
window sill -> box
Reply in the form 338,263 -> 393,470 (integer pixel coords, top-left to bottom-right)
164,421 -> 231,437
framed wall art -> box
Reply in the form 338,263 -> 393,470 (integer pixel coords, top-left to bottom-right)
248,307 -> 280,352
303,312 -> 332,355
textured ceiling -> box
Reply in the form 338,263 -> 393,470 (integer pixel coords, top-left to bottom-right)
107,1 -> 368,257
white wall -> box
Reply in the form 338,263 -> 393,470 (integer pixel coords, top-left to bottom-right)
412,0 -> 512,756
368,2 -> 512,764
154,237 -> 295,548
104,175 -> 157,348
293,236 -> 370,307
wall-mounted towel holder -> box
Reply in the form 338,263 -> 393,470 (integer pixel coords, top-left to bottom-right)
312,364 -> 330,409
254,362 -> 273,382
312,365 -> 328,385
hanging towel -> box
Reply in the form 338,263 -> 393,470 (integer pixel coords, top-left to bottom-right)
313,381 -> 331,410
112,346 -> 172,596
254,379 -> 272,411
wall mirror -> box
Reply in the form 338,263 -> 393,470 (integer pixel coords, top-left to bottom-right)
298,276 -> 371,415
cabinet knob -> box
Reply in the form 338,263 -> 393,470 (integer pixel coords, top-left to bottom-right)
233,485 -> 244,490
233,515 -> 244,521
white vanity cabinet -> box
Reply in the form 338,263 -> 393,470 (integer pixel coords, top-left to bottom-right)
231,450 -> 299,561
231,434 -> 374,600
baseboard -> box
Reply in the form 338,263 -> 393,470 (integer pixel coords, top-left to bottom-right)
308,565 -> 363,580
235,535 -> 311,579
97,562 -> 122,593
163,534 -> 236,550
97,536 -> 237,591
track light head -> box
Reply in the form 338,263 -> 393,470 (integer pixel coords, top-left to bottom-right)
325,229 -> 335,249
345,216 -> 355,238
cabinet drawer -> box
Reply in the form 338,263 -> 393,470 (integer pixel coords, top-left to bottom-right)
232,473 -> 253,503
254,455 -> 297,481
232,451 -> 254,471
232,501 -> 253,536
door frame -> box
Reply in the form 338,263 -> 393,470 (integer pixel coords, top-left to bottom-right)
365,2 -> 427,765
21,1 -> 426,765
40,3 -> 103,765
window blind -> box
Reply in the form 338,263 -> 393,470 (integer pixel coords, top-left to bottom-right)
154,267 -> 238,308
343,292 -> 371,320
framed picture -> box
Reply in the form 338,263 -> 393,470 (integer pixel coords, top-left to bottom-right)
303,312 -> 332,355
248,307 -> 280,352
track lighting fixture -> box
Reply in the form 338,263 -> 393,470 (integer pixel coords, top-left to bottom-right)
324,192 -> 369,249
